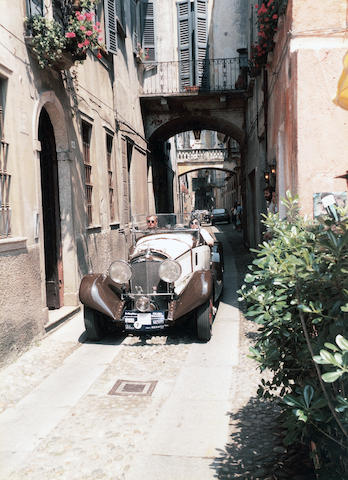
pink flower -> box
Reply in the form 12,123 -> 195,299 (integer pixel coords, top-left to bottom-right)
97,51 -> 102,59
272,14 -> 278,19
96,21 -> 101,27
78,42 -> 84,48
98,36 -> 103,42
86,30 -> 93,36
85,12 -> 94,21
84,39 -> 90,46
65,32 -> 76,38
93,25 -> 99,31
80,25 -> 86,31
255,4 -> 258,8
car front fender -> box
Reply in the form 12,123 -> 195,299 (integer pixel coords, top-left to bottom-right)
173,270 -> 213,320
79,274 -> 124,320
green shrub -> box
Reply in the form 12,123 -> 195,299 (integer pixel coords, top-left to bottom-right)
238,192 -> 348,476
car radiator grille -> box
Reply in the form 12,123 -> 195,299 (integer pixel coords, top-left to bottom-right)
130,259 -> 163,294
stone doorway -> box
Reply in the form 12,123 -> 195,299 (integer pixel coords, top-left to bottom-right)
38,107 -> 64,309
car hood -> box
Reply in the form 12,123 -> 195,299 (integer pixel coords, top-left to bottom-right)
131,233 -> 194,260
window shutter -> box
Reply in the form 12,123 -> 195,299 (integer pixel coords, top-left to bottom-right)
141,1 -> 156,62
176,0 -> 193,88
193,0 -> 208,87
104,0 -> 117,54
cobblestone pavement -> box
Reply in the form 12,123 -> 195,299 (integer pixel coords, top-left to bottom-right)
212,227 -> 315,480
0,225 -> 315,480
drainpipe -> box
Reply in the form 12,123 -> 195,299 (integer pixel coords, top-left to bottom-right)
263,69 -> 268,164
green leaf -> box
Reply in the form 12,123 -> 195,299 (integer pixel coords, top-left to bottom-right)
303,385 -> 314,408
244,273 -> 255,283
322,371 -> 343,383
313,355 -> 330,364
334,353 -> 343,365
323,342 -> 339,352
283,395 -> 305,409
293,408 -> 308,422
343,351 -> 348,367
336,335 -> 348,351
320,350 -> 336,364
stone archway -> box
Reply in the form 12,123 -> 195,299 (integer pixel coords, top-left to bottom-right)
146,114 -> 244,213
33,91 -> 79,309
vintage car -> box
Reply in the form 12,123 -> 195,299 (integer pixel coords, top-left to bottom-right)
79,213 -> 224,342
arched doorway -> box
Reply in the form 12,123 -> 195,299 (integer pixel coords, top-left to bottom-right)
38,107 -> 63,309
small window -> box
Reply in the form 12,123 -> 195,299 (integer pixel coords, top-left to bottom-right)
26,0 -> 43,17
82,121 -> 93,226
106,133 -> 116,223
116,0 -> 126,35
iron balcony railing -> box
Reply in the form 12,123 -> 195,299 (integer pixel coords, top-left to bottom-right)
142,58 -> 246,95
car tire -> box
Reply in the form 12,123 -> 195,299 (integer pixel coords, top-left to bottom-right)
84,306 -> 105,341
196,298 -> 213,342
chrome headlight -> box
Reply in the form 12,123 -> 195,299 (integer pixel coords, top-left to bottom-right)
159,259 -> 182,283
135,296 -> 151,312
109,260 -> 132,284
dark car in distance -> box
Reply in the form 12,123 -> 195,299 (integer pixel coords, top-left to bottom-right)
211,208 -> 230,225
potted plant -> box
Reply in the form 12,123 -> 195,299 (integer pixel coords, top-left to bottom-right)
25,0 -> 105,70
135,43 -> 149,63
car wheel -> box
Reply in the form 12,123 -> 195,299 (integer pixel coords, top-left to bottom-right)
196,298 -> 214,342
84,306 -> 105,341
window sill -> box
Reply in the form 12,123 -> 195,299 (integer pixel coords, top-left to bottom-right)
86,225 -> 101,233
0,237 -> 27,253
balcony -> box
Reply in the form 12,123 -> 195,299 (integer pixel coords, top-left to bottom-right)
141,58 -> 246,96
177,148 -> 228,163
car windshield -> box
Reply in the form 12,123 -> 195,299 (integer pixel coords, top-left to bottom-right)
131,213 -> 199,245
131,213 -> 193,231
212,209 -> 225,214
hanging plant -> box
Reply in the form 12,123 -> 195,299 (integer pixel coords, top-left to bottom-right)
249,0 -> 288,76
25,0 -> 105,70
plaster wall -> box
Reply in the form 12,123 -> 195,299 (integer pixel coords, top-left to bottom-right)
211,0 -> 249,59
0,0 -> 149,365
296,46 -> 348,214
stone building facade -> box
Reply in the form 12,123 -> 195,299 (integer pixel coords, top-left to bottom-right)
244,0 -> 348,247
0,0 -> 156,366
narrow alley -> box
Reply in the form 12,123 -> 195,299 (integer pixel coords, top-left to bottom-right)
0,225 -> 314,480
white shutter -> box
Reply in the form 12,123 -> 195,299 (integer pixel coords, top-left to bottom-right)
104,0 -> 117,54
193,0 -> 208,87
141,1 -> 156,61
177,0 -> 193,88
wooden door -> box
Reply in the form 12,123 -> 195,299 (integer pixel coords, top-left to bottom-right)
38,108 -> 63,309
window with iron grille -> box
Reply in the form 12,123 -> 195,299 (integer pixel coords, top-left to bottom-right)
82,121 -> 93,226
106,132 -> 116,222
0,79 -> 10,239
